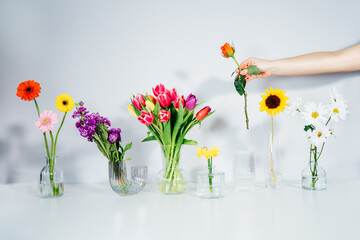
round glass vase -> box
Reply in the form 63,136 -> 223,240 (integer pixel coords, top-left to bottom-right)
108,160 -> 147,196
266,133 -> 282,189
302,161 -> 327,191
197,167 -> 225,199
40,156 -> 64,198
156,145 -> 189,194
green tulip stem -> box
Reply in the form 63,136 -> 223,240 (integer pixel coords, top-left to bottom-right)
53,112 -> 67,158
34,98 -> 50,158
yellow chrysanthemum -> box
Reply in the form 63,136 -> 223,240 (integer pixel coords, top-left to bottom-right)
209,146 -> 220,157
259,87 -> 289,116
55,94 -> 75,112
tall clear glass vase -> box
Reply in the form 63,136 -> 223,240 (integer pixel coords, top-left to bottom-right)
156,144 -> 189,194
266,133 -> 282,189
108,160 -> 147,195
40,156 -> 64,198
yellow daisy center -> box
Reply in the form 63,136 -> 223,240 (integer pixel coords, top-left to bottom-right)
317,131 -> 322,137
42,118 -> 49,124
265,95 -> 281,109
312,112 -> 319,118
333,108 -> 339,114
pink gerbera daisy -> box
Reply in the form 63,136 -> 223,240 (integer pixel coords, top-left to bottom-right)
35,110 -> 58,133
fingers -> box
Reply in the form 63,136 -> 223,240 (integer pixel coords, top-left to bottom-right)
239,58 -> 253,69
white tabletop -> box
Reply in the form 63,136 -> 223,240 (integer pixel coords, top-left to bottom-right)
0,181 -> 359,240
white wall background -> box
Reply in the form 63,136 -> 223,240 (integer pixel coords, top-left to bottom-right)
0,0 -> 359,184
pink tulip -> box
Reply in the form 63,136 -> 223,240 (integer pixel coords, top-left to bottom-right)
133,93 -> 146,110
174,95 -> 185,109
138,111 -> 154,126
166,88 -> 178,101
159,110 -> 171,123
152,84 -> 166,97
157,93 -> 172,108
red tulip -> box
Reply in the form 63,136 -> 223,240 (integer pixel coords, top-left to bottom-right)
166,88 -> 178,101
133,94 -> 146,110
149,95 -> 157,104
196,106 -> 211,120
152,84 -> 166,97
159,110 -> 171,123
174,95 -> 185,109
138,111 -> 154,126
157,93 -> 172,108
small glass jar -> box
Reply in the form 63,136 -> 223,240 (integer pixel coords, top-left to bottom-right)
40,156 -> 64,198
302,162 -> 327,191
197,167 -> 225,198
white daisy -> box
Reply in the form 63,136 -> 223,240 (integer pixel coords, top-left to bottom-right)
328,89 -> 348,122
286,97 -> 303,117
307,125 -> 331,148
302,102 -> 328,126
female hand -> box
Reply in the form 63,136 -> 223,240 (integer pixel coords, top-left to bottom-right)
239,57 -> 272,82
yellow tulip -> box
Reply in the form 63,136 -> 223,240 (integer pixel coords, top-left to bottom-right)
127,105 -> 137,118
145,100 -> 155,112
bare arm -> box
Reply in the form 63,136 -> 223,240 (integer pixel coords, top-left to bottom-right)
240,44 -> 360,82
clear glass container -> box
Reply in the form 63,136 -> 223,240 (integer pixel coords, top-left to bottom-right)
302,162 -> 327,191
156,145 -> 189,194
233,150 -> 255,192
108,160 -> 147,195
40,156 -> 64,198
197,167 -> 225,198
266,133 -> 282,189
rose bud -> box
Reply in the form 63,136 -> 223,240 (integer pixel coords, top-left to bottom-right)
159,110 -> 171,123
221,42 -> 235,58
196,106 -> 211,120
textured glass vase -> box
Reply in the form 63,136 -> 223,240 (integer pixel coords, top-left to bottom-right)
40,156 -> 64,198
266,133 -> 282,189
197,167 -> 225,198
108,160 -> 147,196
156,145 -> 189,194
302,162 -> 327,191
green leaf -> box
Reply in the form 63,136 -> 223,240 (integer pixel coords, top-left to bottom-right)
304,125 -> 315,132
234,74 -> 245,96
171,101 -> 184,144
247,65 -> 261,76
123,158 -> 132,161
182,139 -> 198,145
124,142 -> 132,151
163,121 -> 172,145
142,135 -> 157,142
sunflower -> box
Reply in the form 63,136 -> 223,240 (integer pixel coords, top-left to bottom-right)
55,94 -> 75,112
16,80 -> 41,101
259,87 -> 289,116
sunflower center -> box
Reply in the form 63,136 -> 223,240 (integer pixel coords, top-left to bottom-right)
26,87 -> 32,92
312,112 -> 319,118
63,100 -> 68,106
317,131 -> 322,137
265,95 -> 281,109
333,108 -> 339,114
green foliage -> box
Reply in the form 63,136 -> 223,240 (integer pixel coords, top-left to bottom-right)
304,125 -> 315,132
247,65 -> 261,76
234,74 -> 246,96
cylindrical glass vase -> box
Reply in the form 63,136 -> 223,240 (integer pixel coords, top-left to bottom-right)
266,133 -> 282,189
233,150 -> 256,192
302,162 -> 327,191
156,144 -> 189,194
40,156 -> 64,198
197,167 -> 225,198
108,160 -> 147,195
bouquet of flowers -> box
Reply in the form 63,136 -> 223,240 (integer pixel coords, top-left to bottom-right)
16,80 -> 74,197
221,42 -> 261,129
287,88 -> 348,190
72,102 -> 132,163
128,84 -> 214,194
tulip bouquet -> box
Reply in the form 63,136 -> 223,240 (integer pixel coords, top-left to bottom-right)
286,88 -> 348,190
221,42 -> 261,129
16,80 -> 74,197
72,102 -> 132,163
129,84 -> 214,194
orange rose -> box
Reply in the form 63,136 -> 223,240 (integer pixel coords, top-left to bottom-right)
221,42 -> 235,58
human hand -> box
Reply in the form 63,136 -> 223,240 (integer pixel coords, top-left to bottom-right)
239,57 -> 271,82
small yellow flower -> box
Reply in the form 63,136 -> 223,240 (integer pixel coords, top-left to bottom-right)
145,100 -> 155,112
196,147 -> 205,158
259,87 -> 289,116
127,105 -> 137,118
55,94 -> 75,112
203,149 -> 212,160
209,146 -> 220,157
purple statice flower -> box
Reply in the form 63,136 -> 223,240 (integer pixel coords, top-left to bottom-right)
108,128 -> 122,143
185,93 -> 197,110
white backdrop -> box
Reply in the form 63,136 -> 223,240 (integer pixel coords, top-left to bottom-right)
0,0 -> 359,184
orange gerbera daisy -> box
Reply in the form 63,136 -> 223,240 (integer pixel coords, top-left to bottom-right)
16,80 -> 41,101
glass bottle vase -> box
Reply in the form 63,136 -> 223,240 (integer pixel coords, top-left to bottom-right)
197,167 -> 225,198
108,160 -> 147,195
156,144 -> 189,194
266,133 -> 282,189
302,161 -> 327,190
40,156 -> 64,198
